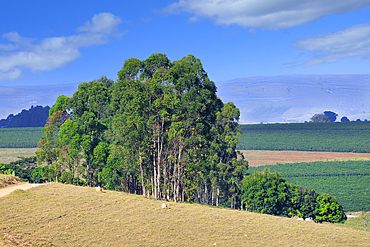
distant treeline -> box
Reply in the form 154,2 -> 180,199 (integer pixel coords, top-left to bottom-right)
248,160 -> 370,212
0,105 -> 50,128
238,122 -> 370,153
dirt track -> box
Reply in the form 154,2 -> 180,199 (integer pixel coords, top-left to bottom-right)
0,183 -> 44,197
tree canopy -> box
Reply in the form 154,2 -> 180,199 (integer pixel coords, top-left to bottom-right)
35,53 -> 248,207
241,169 -> 347,223
32,53 -> 346,221
311,113 -> 331,123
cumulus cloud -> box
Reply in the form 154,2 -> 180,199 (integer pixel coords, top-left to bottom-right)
293,24 -> 370,66
162,0 -> 370,29
0,12 -> 121,81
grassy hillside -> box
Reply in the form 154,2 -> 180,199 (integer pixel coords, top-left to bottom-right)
0,183 -> 369,246
0,127 -> 43,148
238,122 -> 370,152
248,160 -> 370,212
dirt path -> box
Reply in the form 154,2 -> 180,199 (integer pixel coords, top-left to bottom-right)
0,183 -> 45,198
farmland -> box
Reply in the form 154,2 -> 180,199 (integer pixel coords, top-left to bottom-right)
248,160 -> 370,212
238,121 -> 370,153
240,150 -> 370,167
0,127 -> 43,148
0,148 -> 38,164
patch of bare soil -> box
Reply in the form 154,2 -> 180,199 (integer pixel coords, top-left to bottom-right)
0,183 -> 44,197
0,175 -> 23,189
240,150 -> 370,167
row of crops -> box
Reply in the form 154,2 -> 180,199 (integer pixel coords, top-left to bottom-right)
248,160 -> 370,212
238,121 -> 370,153
0,127 -> 43,148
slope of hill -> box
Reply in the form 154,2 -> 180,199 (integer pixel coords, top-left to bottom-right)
0,183 -> 369,246
0,105 -> 50,128
216,74 -> 370,124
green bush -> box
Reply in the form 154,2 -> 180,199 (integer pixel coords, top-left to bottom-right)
60,171 -> 74,184
314,194 -> 347,223
241,170 -> 347,223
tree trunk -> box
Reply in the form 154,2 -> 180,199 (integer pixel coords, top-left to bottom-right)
139,154 -> 146,197
153,158 -> 157,199
216,188 -> 219,207
86,158 -> 90,187
204,180 -> 208,205
211,185 -> 214,206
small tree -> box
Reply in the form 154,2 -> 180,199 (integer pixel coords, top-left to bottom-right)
324,111 -> 338,122
341,116 -> 350,122
311,114 -> 331,123
241,169 -> 291,216
314,194 -> 347,223
289,184 -> 318,220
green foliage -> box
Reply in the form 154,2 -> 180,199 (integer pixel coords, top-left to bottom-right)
33,53 -> 246,208
0,127 -> 43,148
49,95 -> 70,116
31,165 -> 59,183
241,170 -> 347,223
238,122 -> 370,152
288,184 -> 318,220
109,53 -> 247,205
60,171 -> 74,184
1,156 -> 37,181
241,170 -> 290,216
314,194 -> 347,223
248,160 -> 370,212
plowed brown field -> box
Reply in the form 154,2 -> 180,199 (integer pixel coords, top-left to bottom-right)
240,150 -> 370,167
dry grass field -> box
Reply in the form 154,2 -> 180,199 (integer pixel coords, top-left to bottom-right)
0,148 -> 38,164
240,150 -> 370,167
1,183 -> 369,246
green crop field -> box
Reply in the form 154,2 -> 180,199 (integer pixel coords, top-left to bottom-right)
238,121 -> 370,153
248,160 -> 370,212
0,127 -> 43,148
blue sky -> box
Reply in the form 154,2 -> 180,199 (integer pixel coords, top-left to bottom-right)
1,0 -> 370,87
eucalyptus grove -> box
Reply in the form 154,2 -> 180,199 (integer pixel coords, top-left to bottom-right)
36,53 -> 248,207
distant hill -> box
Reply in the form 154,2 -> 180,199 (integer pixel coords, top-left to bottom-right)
2,75 -> 370,124
0,83 -> 78,120
0,105 -> 50,128
215,74 -> 370,124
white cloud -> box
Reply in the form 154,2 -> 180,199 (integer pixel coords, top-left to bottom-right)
293,24 -> 370,66
0,68 -> 22,80
162,0 -> 370,29
77,12 -> 122,34
0,13 -> 122,81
